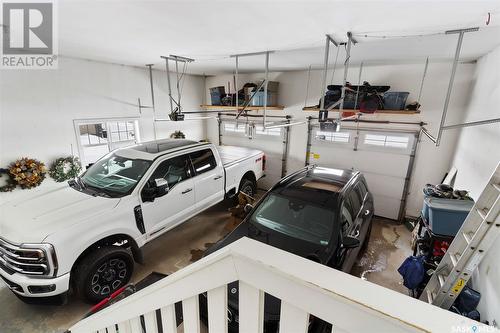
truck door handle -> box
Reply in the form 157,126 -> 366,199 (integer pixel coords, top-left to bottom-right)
182,188 -> 193,194
364,209 -> 370,216
213,175 -> 222,180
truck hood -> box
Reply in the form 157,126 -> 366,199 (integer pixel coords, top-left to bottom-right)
0,184 -> 120,243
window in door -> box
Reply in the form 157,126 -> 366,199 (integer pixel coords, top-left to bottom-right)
145,154 -> 192,194
254,124 -> 282,137
356,181 -> 368,202
190,149 -> 217,175
75,119 -> 140,167
223,123 -> 246,135
348,189 -> 362,217
341,202 -> 354,236
315,131 -> 350,143
363,134 -> 409,148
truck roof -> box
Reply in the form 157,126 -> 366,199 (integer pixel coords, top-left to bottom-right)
115,139 -> 207,160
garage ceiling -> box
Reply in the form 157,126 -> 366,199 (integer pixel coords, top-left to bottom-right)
59,1 -> 500,74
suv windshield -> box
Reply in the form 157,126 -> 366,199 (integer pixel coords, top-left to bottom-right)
249,193 -> 335,245
79,153 -> 151,197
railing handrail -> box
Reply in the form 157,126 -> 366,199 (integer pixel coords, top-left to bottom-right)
69,237 -> 491,333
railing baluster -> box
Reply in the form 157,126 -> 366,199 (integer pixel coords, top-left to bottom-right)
160,304 -> 177,333
208,285 -> 228,333
129,317 -> 142,333
117,321 -> 132,333
144,310 -> 158,333
182,295 -> 201,333
279,301 -> 309,333
105,325 -> 116,333
239,281 -> 264,333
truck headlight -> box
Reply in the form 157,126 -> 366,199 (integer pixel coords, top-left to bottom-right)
0,237 -> 58,277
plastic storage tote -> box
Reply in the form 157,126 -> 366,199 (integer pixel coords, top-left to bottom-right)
210,86 -> 225,105
422,197 -> 474,236
249,91 -> 278,106
383,92 -> 409,110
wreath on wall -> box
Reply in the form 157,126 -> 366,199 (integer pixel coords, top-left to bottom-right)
170,130 -> 186,139
0,168 -> 17,192
9,158 -> 47,189
49,156 -> 82,182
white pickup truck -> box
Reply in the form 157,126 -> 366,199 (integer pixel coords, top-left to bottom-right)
0,139 -> 265,302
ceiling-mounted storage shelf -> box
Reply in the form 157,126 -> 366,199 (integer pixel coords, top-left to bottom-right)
302,106 -> 421,114
201,105 -> 285,111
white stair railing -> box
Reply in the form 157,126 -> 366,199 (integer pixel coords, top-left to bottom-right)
69,237 -> 494,333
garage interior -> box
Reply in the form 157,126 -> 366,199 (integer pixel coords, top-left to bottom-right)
0,1 -> 500,333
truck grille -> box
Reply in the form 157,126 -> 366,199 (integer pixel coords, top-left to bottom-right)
0,237 -> 55,276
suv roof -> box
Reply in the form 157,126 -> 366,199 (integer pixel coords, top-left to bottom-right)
285,166 -> 358,186
115,139 -> 207,160
272,166 -> 360,208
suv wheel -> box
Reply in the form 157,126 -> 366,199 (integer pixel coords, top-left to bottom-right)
74,246 -> 134,303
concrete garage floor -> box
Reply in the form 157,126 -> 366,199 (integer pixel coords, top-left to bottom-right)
351,216 -> 412,294
0,201 -> 412,333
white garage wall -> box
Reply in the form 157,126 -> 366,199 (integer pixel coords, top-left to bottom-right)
205,61 -> 475,217
449,44 -> 500,325
0,57 -> 206,167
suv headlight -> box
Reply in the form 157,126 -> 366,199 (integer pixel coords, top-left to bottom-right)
0,237 -> 58,277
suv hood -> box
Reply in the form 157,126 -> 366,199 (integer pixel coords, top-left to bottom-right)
0,184 -> 120,243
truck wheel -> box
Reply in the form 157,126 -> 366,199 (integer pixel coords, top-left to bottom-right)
239,178 -> 256,198
74,246 -> 134,303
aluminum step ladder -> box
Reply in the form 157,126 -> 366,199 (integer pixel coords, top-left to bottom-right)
420,162 -> 500,309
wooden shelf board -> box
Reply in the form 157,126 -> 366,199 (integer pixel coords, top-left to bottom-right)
302,106 -> 420,114
201,105 -> 285,111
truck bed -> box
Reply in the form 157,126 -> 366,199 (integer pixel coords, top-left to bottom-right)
216,145 -> 263,167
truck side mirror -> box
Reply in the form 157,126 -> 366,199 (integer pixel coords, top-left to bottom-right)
154,178 -> 169,196
142,178 -> 169,202
142,186 -> 157,202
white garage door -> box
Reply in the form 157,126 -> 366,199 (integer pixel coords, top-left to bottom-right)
308,127 -> 418,220
220,120 -> 286,189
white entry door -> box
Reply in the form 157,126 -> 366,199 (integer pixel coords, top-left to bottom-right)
309,128 -> 417,220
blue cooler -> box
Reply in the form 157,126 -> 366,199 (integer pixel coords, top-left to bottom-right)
422,197 -> 474,236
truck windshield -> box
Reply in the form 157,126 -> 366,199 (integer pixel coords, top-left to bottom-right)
79,153 -> 151,197
249,193 -> 335,245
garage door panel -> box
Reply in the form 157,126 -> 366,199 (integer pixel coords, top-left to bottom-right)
311,148 -> 409,179
362,172 -> 405,199
371,195 -> 401,220
310,129 -> 415,220
221,123 -> 284,190
350,149 -> 409,178
258,151 -> 282,189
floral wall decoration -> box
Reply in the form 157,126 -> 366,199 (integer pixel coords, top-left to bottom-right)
49,156 -> 82,182
9,158 -> 47,189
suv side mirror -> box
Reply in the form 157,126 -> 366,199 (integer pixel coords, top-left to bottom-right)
243,204 -> 253,214
342,236 -> 360,249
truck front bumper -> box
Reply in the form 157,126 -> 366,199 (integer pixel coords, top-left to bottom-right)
0,267 -> 70,297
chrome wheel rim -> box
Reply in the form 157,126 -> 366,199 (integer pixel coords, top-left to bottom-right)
90,258 -> 128,296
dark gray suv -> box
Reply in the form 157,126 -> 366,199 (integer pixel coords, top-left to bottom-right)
203,165 -> 375,332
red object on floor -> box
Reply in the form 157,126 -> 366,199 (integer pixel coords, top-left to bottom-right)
89,286 -> 127,314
